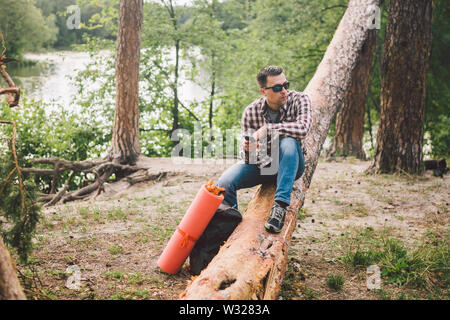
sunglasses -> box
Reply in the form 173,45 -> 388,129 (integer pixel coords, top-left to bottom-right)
263,81 -> 290,92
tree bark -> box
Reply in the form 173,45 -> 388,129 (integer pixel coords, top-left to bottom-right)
370,0 -> 433,174
209,53 -> 216,129
111,0 -> 143,165
329,29 -> 378,160
180,0 -> 382,300
0,237 -> 26,300
172,39 -> 180,135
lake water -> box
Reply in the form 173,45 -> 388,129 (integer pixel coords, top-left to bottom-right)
9,50 -> 208,109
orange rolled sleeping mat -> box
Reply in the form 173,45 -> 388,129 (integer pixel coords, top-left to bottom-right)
157,180 -> 225,274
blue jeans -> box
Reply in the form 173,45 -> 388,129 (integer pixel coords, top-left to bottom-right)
218,137 -> 305,210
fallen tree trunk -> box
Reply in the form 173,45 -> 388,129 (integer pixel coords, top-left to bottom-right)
0,238 -> 26,300
180,0 -> 382,300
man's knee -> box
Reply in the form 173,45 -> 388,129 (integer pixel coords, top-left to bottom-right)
278,137 -> 305,180
217,164 -> 242,190
218,173 -> 233,190
279,137 -> 300,158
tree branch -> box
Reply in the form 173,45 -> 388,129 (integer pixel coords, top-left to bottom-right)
321,5 -> 347,12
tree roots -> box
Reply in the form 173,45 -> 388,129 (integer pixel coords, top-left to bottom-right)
24,156 -> 165,207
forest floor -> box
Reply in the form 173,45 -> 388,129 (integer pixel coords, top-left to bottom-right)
18,157 -> 449,300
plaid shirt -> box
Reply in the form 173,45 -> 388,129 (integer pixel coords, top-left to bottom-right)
239,90 -> 312,168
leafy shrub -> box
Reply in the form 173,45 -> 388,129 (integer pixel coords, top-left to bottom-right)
1,98 -> 111,192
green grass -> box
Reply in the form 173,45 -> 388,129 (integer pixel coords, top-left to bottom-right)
127,272 -> 148,285
107,207 -> 126,221
326,274 -> 345,291
342,246 -> 380,269
150,225 -> 175,243
297,207 -> 309,221
104,270 -> 125,280
340,230 -> 449,295
77,207 -> 90,219
302,286 -> 322,299
108,245 -> 123,255
109,289 -> 150,300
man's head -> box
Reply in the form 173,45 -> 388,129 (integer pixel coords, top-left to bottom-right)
257,66 -> 289,110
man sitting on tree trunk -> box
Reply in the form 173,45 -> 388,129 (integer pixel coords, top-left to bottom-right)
189,65 -> 312,275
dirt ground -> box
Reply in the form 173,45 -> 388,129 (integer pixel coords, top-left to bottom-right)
18,157 -> 449,300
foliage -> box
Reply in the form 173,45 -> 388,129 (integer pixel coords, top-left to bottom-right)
34,0 -> 119,48
35,0 -> 83,48
214,0 -> 347,133
0,0 -> 58,57
75,0 -> 119,39
0,122 -> 40,263
0,98 -> 111,192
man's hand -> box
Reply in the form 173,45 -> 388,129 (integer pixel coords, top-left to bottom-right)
244,140 -> 258,152
253,123 -> 268,141
244,124 -> 268,152
244,135 -> 258,152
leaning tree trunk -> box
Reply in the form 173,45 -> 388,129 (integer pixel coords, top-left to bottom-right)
180,0 -> 382,300
110,0 -> 143,165
328,28 -> 378,160
0,238 -> 26,300
370,0 -> 433,174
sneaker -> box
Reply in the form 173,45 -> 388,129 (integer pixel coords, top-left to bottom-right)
265,202 -> 286,233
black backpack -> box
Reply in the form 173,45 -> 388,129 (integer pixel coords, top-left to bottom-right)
189,207 -> 242,275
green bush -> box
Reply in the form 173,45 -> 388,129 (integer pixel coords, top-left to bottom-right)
1,98 -> 111,192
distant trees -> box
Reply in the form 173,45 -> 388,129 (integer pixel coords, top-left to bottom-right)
0,0 -> 123,57
2,0 -> 449,168
36,0 -> 84,47
371,0 -> 434,173
0,0 -> 58,57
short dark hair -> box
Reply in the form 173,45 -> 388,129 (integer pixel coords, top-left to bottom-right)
256,66 -> 284,88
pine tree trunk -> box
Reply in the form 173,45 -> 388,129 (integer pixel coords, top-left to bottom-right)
329,30 -> 378,160
371,0 -> 433,174
172,39 -> 180,135
111,0 -> 143,165
0,238 -> 26,300
180,0 -> 383,300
